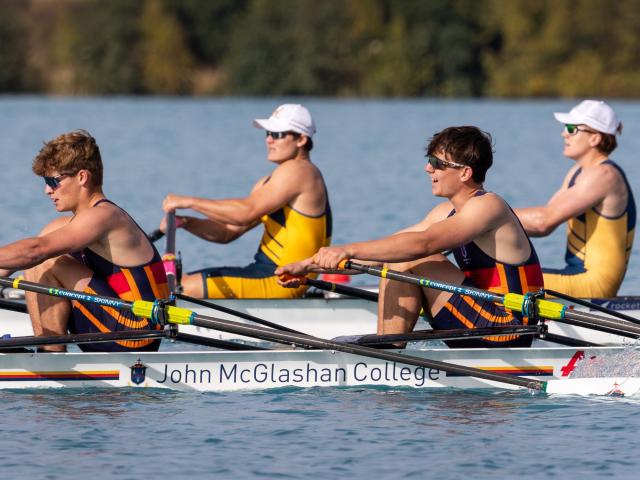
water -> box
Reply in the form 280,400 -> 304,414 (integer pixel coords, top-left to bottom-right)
1,97 -> 640,478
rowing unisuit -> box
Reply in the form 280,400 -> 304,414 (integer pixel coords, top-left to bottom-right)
432,193 -> 544,347
71,199 -> 169,352
543,160 -> 636,297
196,200 -> 332,298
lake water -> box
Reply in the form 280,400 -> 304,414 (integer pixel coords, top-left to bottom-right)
1,97 -> 640,479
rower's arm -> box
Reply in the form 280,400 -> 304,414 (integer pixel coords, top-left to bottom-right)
341,196 -> 501,264
515,167 -> 612,236
0,211 -> 110,270
163,163 -> 307,227
176,215 -> 256,243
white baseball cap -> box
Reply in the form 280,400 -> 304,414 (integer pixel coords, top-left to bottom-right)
553,100 -> 620,135
253,104 -> 316,138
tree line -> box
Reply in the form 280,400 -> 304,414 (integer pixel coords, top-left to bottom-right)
1,0 -> 639,97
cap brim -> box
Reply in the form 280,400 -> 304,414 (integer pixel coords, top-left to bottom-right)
253,118 -> 290,132
553,112 -> 578,124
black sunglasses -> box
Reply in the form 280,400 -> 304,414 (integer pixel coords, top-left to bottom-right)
564,124 -> 597,136
426,155 -> 466,170
265,131 -> 299,140
43,172 -> 74,189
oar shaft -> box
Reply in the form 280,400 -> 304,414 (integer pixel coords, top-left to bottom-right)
545,289 -> 640,326
0,277 -> 134,311
351,326 -> 539,345
561,310 -> 640,338
305,278 -> 379,302
0,330 -> 166,350
148,229 -> 165,243
342,261 -> 504,304
176,293 -> 305,334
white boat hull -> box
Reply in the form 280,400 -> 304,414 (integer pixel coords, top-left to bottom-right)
0,346 -> 636,394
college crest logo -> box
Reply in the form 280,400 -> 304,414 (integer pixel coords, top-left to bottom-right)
130,359 -> 147,385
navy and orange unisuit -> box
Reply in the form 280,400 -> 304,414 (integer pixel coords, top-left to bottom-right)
70,200 -> 169,352
431,193 -> 544,347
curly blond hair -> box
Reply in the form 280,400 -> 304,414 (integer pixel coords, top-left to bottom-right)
32,130 -> 103,186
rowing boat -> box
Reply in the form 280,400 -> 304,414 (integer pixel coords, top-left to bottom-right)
2,275 -> 640,396
0,345 -> 636,394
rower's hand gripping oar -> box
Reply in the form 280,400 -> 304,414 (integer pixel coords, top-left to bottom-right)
338,260 -> 640,340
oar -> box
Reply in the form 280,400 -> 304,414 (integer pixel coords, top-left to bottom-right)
545,288 -> 640,326
302,277 -> 378,302
0,329 -> 166,350
0,276 -> 581,392
0,298 -> 27,314
148,229 -> 165,243
339,260 -> 640,340
175,293 -> 306,335
335,325 -> 541,346
162,211 -> 178,293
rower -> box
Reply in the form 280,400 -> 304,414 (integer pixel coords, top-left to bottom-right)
277,126 -> 544,348
159,104 -> 332,299
0,130 -> 169,352
515,100 -> 635,298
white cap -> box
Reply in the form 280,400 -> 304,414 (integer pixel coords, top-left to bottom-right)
553,100 -> 620,135
253,104 -> 316,137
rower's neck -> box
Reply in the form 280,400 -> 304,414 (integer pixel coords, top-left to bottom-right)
72,191 -> 106,215
576,150 -> 609,168
450,185 -> 483,211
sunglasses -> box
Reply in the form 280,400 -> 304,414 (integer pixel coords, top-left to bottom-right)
564,124 -> 597,136
43,172 -> 74,189
426,155 -> 466,170
265,131 -> 299,140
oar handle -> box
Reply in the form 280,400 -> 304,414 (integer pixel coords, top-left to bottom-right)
148,229 -> 165,243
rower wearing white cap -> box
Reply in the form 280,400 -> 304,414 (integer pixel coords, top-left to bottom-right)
160,104 -> 332,298
516,100 -> 635,298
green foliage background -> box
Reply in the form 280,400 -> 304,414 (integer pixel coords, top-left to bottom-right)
1,0 -> 639,97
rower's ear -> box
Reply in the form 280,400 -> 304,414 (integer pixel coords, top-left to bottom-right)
460,165 -> 474,182
76,169 -> 91,186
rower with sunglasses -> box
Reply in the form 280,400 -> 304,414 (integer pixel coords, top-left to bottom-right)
515,100 -> 634,298
0,130 -> 169,352
278,126 -> 544,348
160,104 -> 331,298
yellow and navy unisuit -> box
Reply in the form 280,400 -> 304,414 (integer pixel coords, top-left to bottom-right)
543,160 -> 636,298
432,193 -> 544,347
194,201 -> 332,298
70,200 -> 169,352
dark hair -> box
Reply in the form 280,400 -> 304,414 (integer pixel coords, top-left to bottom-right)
290,132 -> 313,151
596,123 -> 622,155
426,126 -> 494,183
32,129 -> 103,186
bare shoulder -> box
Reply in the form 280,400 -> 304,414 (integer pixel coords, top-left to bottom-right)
467,191 -> 509,211
76,200 -> 129,231
276,159 -> 322,178
38,215 -> 73,236
271,160 -> 324,191
428,200 -> 455,219
594,161 -> 626,184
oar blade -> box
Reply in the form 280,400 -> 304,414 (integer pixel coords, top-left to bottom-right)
544,377 -> 640,397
